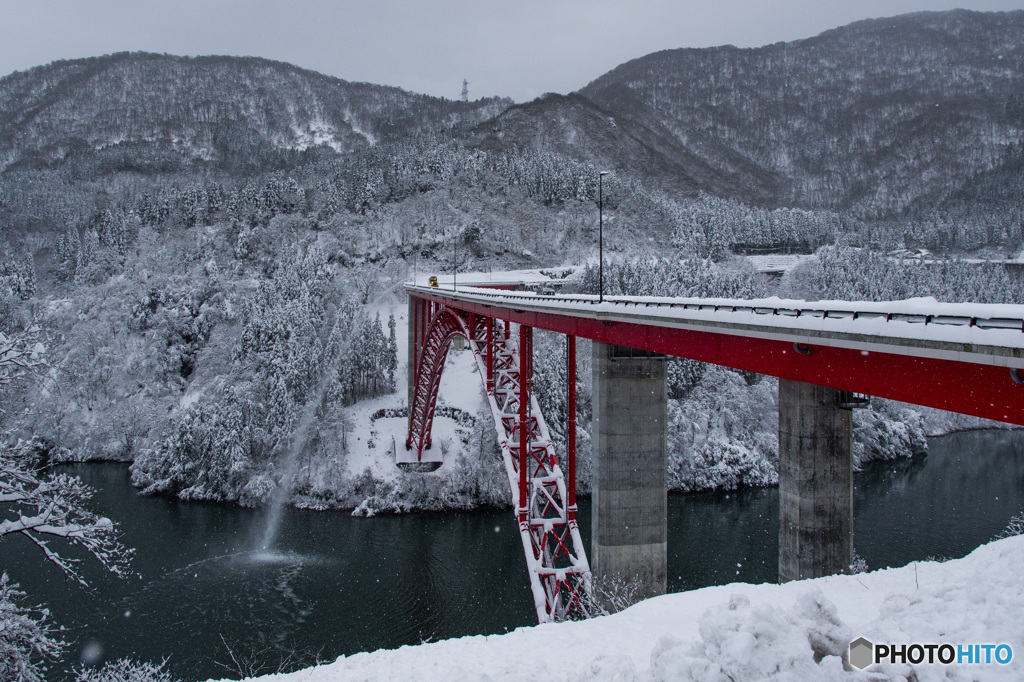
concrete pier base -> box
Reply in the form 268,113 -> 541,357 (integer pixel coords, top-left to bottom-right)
591,342 -> 667,600
778,379 -> 853,583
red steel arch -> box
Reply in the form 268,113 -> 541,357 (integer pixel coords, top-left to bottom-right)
406,298 -> 590,623
406,306 -> 473,456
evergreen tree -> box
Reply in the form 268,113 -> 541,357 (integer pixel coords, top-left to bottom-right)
387,313 -> 398,390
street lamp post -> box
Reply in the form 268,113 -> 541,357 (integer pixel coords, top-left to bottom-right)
598,171 -> 609,303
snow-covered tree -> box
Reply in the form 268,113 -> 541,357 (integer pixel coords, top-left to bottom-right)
791,245 -> 1023,304
0,255 -> 36,302
1,329 -> 133,680
0,330 -> 46,400
0,573 -> 65,682
386,313 -> 398,388
74,658 -> 179,682
1,442 -> 132,585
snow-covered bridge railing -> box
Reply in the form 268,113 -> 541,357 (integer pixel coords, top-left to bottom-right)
408,285 -> 1024,426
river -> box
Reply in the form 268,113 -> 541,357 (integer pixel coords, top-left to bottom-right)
3,430 -> 1023,681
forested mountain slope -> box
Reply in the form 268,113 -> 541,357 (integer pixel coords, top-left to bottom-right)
472,92 -> 786,204
2,10 -> 1022,221
578,10 -> 1024,216
0,52 -> 510,173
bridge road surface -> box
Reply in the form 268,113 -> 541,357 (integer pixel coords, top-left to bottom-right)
408,284 -> 1024,426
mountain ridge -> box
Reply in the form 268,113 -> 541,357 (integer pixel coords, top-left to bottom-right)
0,10 -> 1022,219
0,51 -> 511,172
576,9 -> 1024,216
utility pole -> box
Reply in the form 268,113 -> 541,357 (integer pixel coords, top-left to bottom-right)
599,171 -> 609,303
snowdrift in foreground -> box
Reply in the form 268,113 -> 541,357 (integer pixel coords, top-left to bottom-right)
217,534 -> 1024,682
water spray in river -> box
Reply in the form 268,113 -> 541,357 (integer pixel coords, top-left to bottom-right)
258,395 -> 320,550
258,356 -> 339,551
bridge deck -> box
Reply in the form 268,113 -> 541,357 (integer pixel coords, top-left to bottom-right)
407,285 -> 1024,425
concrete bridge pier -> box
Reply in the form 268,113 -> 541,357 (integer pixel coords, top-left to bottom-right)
778,378 -> 853,582
591,341 -> 667,599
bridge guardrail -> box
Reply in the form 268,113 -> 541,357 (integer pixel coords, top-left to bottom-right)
407,284 -> 1024,336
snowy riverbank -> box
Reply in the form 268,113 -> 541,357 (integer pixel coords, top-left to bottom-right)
213,533 -> 1024,681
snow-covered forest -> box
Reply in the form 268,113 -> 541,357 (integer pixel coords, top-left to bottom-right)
4,136 -> 1020,514
1,25 -> 1022,508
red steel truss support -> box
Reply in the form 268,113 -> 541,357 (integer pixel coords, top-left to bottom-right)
567,335 -> 577,521
406,297 -> 591,622
518,325 -> 531,526
420,298 -> 427,349
486,317 -> 495,392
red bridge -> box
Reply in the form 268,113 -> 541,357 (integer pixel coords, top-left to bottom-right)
404,282 -> 1024,622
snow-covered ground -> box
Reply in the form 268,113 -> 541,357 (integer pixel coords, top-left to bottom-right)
745,254 -> 812,276
286,294 -> 511,514
344,298 -> 486,481
209,533 -> 1024,681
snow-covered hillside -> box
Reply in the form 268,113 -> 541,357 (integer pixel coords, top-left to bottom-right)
0,52 -> 511,172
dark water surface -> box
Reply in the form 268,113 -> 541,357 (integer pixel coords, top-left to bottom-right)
4,430 -> 1023,680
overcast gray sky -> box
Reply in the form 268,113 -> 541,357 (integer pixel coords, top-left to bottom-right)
2,1 -> 1021,101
